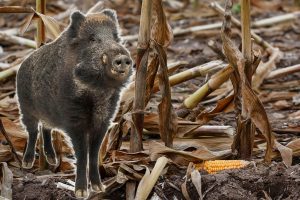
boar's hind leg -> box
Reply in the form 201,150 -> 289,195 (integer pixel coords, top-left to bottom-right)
22,114 -> 39,169
41,125 -> 57,165
89,128 -> 107,192
68,128 -> 88,198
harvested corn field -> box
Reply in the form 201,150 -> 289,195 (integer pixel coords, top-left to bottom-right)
0,0 -> 300,199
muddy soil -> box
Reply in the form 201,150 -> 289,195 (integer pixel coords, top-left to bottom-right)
12,162 -> 300,200
154,162 -> 300,200
13,177 -> 77,200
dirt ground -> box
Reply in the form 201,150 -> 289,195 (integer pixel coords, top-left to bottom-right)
12,162 -> 300,200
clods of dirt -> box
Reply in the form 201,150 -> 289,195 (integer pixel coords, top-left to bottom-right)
14,162 -> 299,200
154,162 -> 300,200
13,176 -> 77,200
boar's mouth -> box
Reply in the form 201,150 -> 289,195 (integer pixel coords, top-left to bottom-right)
111,68 -> 126,75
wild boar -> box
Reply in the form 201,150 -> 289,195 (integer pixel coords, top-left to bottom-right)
16,9 -> 132,198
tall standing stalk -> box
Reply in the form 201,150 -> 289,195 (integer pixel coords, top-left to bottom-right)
222,0 -> 274,162
131,0 -> 152,152
36,0 -> 46,48
36,0 -> 47,170
241,0 -> 252,81
237,0 -> 255,159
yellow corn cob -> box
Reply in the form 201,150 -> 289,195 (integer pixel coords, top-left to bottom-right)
196,160 -> 250,174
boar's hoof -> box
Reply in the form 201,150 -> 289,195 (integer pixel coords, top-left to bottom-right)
46,156 -> 57,165
91,183 -> 105,192
22,160 -> 34,169
75,189 -> 88,198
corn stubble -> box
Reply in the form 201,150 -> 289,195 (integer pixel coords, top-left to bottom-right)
221,0 -> 274,162
131,0 -> 176,152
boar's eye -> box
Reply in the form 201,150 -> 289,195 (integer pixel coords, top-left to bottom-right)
89,35 -> 102,43
89,35 -> 96,42
113,32 -> 120,42
89,34 -> 101,42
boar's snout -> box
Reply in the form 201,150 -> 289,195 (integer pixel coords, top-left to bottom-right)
111,55 -> 132,75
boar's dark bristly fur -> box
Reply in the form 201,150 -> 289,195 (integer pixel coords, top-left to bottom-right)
16,9 -> 132,198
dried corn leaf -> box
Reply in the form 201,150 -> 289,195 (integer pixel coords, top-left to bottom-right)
121,137 -> 233,155
105,122 -> 125,155
253,48 -> 281,89
135,156 -> 168,200
19,13 -> 35,35
153,43 -> 177,148
110,150 -> 150,164
135,167 -> 150,200
102,169 -> 129,194
118,163 -> 144,181
0,144 -> 12,163
238,73 -> 274,161
274,140 -> 293,167
151,0 -> 173,47
164,0 -> 189,13
151,0 -> 176,148
1,119 -> 26,139
99,128 -> 110,164
191,169 -> 203,200
14,8 -> 61,40
0,96 -> 17,110
34,12 -> 61,40
126,181 -> 136,200
0,162 -> 13,199
181,162 -> 193,200
0,119 -> 26,152
149,141 -> 231,166
288,110 -> 300,120
144,113 -> 203,138
197,94 -> 234,124
286,139 -> 300,156
251,0 -> 281,10
58,156 -> 75,172
273,139 -> 300,160
144,56 -> 160,105
145,125 -> 234,138
173,138 -> 233,152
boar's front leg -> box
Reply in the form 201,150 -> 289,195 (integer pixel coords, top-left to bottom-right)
88,123 -> 108,192
68,127 -> 88,198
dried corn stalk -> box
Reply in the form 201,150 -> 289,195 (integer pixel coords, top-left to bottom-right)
131,0 -> 152,152
131,0 -> 176,151
221,0 -> 274,161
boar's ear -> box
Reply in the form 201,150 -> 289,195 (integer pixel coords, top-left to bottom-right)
68,11 -> 85,39
102,9 -> 121,41
102,9 -> 118,24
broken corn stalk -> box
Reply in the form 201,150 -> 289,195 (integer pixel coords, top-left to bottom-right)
196,160 -> 250,174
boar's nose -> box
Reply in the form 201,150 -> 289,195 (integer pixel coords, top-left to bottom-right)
112,55 -> 132,70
